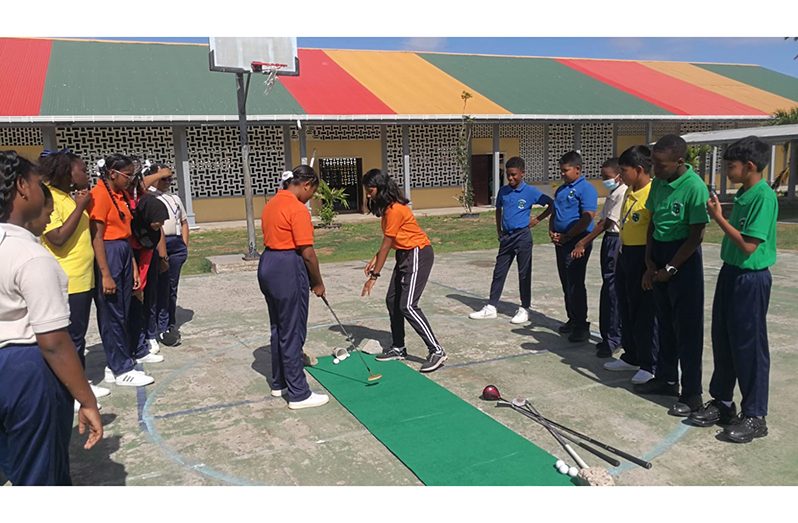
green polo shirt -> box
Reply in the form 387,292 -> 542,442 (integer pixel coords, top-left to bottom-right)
720,179 -> 778,270
646,166 -> 709,242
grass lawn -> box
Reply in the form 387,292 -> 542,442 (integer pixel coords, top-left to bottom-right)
184,200 -> 798,275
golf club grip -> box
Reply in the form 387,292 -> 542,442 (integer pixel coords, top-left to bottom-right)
539,415 -> 652,470
571,439 -> 621,467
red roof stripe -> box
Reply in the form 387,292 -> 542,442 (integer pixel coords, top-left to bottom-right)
557,59 -> 767,116
0,38 -> 52,116
279,49 -> 395,115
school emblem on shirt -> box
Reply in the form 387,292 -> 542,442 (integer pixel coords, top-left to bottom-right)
517,199 -> 527,210
568,189 -> 576,199
632,212 -> 640,223
671,202 -> 682,216
738,217 -> 747,229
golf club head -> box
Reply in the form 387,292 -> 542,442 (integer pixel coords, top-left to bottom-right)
511,397 -> 526,408
482,385 -> 501,401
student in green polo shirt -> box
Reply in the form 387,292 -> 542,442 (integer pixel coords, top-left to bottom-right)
688,136 -> 777,443
636,134 -> 709,418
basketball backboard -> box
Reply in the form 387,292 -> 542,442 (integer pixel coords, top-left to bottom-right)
208,37 -> 299,75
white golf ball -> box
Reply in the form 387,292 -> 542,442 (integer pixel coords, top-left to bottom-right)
568,466 -> 578,477
557,464 -> 570,475
555,459 -> 565,469
333,358 -> 340,365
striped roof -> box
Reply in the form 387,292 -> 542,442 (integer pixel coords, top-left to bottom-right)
2,38 -> 797,123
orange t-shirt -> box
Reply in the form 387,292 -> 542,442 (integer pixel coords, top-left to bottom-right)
261,190 -> 314,250
88,182 -> 133,240
381,203 -> 430,250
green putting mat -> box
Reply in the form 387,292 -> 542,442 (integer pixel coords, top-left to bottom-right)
307,354 -> 573,486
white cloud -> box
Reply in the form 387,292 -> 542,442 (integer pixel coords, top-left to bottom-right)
402,37 -> 448,52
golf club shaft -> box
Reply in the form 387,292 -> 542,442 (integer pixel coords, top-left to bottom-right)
521,400 -> 652,470
514,404 -> 620,467
321,295 -> 377,377
499,400 -> 587,468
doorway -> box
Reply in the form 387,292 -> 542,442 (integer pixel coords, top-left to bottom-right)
471,154 -> 505,206
318,157 -> 362,213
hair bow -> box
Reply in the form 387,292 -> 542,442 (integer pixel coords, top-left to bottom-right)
281,171 -> 294,181
39,147 -> 72,158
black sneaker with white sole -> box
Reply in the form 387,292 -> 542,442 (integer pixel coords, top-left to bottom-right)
420,350 -> 447,373
375,346 -> 407,361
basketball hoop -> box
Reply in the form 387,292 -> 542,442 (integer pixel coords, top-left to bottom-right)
251,61 -> 287,95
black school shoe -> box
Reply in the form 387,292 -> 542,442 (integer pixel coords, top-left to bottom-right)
558,320 -> 575,334
723,415 -> 768,443
687,400 -> 738,427
375,346 -> 407,361
160,328 -> 181,347
568,324 -> 591,343
668,394 -> 703,417
595,342 -> 613,358
420,350 -> 447,373
633,378 -> 679,396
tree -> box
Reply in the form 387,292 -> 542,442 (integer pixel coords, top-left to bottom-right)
454,91 -> 476,216
771,106 -> 798,125
313,179 -> 349,228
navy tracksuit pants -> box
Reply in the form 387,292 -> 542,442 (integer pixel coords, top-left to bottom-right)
157,236 -> 188,333
489,228 -> 533,309
257,249 -> 311,403
599,233 -> 622,349
68,290 -> 93,368
0,345 -> 73,485
651,239 -> 704,398
710,264 -> 772,417
386,245 -> 443,354
616,245 -> 659,373
555,233 -> 592,328
94,239 -> 137,376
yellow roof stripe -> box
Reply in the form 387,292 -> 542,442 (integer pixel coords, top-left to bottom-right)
641,61 -> 797,114
325,50 -> 510,114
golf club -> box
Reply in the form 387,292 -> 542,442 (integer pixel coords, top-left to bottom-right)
321,295 -> 382,383
518,397 -> 652,470
482,385 -> 587,469
508,398 -> 620,467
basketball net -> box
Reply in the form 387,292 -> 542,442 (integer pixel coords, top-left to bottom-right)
251,62 -> 286,96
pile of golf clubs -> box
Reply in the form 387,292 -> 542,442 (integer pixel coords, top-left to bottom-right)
482,385 -> 652,475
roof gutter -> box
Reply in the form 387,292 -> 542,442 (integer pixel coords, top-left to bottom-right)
0,114 -> 773,127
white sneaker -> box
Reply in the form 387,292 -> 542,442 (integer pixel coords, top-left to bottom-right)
147,338 -> 161,355
114,370 -> 155,387
271,388 -> 287,397
288,392 -> 329,410
469,304 -> 497,320
603,359 -> 640,372
510,307 -> 529,324
631,369 -> 655,385
89,381 -> 111,398
136,352 -> 164,364
104,367 -> 115,384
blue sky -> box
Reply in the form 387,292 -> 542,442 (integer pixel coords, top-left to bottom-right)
93,37 -> 798,78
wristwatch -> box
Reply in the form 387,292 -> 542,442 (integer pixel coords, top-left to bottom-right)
665,264 -> 678,276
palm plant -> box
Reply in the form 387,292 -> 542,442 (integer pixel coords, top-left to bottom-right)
313,179 -> 349,228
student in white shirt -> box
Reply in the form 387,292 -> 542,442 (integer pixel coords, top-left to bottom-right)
0,150 -> 102,485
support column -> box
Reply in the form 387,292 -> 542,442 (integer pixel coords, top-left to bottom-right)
543,123 -> 549,182
768,144 -> 777,185
402,124 -> 411,205
282,124 -> 293,170
789,140 -> 797,199
380,124 -> 388,175
492,123 -> 500,206
172,125 -> 196,227
710,146 -> 718,190
299,124 -> 308,165
718,146 -> 729,196
646,122 -> 653,145
574,123 -> 582,153
41,126 -> 57,151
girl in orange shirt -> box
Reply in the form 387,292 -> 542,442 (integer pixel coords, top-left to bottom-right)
258,165 -> 328,410
361,169 -> 447,372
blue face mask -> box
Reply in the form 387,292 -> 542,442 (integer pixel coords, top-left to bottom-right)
602,178 -> 620,191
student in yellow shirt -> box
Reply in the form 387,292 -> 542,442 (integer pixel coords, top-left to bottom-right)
40,150 -> 111,401
602,146 -> 659,386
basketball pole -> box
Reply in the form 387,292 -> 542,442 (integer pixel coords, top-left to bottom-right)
236,72 -> 259,260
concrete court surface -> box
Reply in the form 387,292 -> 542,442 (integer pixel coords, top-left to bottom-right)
65,242 -> 797,486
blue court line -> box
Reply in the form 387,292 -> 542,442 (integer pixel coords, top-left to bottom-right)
152,398 -> 268,420
135,363 -> 147,430
607,422 -> 693,476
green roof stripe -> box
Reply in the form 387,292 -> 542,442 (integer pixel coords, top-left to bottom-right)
419,53 -> 672,115
695,64 -> 798,106
40,41 -> 305,116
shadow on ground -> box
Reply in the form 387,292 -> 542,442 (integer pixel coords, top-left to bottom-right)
69,413 -> 127,485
